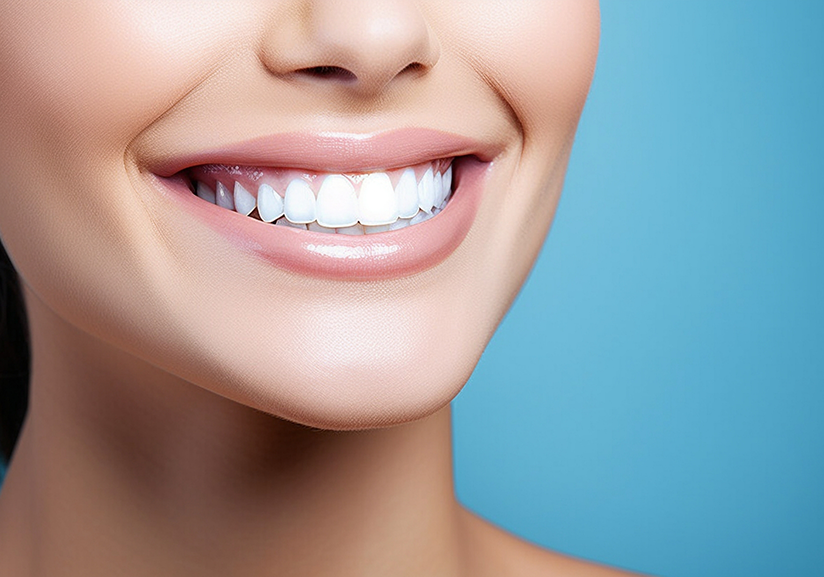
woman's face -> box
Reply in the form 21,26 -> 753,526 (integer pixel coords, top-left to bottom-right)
0,1 -> 599,428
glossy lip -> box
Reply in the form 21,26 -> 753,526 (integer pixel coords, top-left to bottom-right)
152,128 -> 502,175
148,129 -> 499,281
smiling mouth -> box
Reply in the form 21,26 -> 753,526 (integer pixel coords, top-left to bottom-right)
149,129 -> 496,280
182,157 -> 457,235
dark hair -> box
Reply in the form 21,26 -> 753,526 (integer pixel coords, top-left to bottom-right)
0,242 -> 30,464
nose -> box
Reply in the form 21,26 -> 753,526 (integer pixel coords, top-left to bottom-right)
259,0 -> 439,96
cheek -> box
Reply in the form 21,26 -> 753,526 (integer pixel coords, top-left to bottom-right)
446,0 -> 600,140
0,1 -> 249,149
0,2 -> 256,366
0,2 -> 254,298
436,1 -> 600,326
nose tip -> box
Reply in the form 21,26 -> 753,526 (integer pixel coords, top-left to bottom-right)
260,0 -> 439,96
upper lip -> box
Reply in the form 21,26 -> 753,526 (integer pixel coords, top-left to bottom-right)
151,128 -> 503,177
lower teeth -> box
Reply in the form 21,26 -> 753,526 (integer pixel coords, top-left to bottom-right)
258,207 -> 443,235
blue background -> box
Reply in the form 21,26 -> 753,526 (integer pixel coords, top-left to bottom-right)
453,2 -> 824,576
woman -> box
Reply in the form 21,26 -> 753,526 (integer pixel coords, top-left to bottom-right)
0,1 -> 621,575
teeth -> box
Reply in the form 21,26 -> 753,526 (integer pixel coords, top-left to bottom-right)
192,159 -> 455,235
216,182 -> 234,210
409,210 -> 430,226
396,168 -> 419,219
389,216 -> 413,230
336,224 -> 365,236
358,173 -> 398,226
363,224 -> 391,234
433,170 -> 445,208
307,221 -> 336,234
256,183 -> 284,222
441,166 -> 453,208
316,175 -> 359,228
233,182 -> 256,216
196,181 -> 216,204
276,217 -> 307,230
417,167 -> 435,214
284,179 -> 316,224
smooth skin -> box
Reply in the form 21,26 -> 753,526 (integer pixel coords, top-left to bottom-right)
0,1 -> 634,575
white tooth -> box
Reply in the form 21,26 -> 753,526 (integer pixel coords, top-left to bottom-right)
358,173 -> 398,226
438,191 -> 449,209
433,170 -> 445,208
284,179 -> 316,224
196,181 -> 216,204
276,217 -> 307,230
418,167 -> 435,214
233,182 -> 256,216
316,175 -> 358,228
336,224 -> 365,235
257,183 -> 284,222
396,168 -> 419,219
307,221 -> 336,234
441,165 -> 453,206
216,182 -> 234,210
409,210 -> 431,225
363,224 -> 390,234
389,217 -> 413,231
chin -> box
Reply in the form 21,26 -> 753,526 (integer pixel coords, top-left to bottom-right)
174,295 -> 489,430
100,231 -> 500,431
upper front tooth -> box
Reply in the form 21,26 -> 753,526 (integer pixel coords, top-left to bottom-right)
233,182 -> 256,216
205,161 -> 452,229
284,178 -> 316,224
418,167 -> 435,214
396,168 -> 419,219
257,183 -> 284,222
358,173 -> 398,226
316,175 -> 359,228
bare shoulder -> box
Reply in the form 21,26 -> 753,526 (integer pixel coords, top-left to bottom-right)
457,507 -> 648,577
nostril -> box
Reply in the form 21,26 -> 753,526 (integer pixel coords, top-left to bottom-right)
297,66 -> 357,82
400,62 -> 424,74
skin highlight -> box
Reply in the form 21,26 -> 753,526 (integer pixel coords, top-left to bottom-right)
0,1 -> 634,575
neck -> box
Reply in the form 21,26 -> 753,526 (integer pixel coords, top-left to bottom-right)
0,290 -> 464,577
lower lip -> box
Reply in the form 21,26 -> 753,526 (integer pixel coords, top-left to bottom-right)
151,157 -> 489,281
